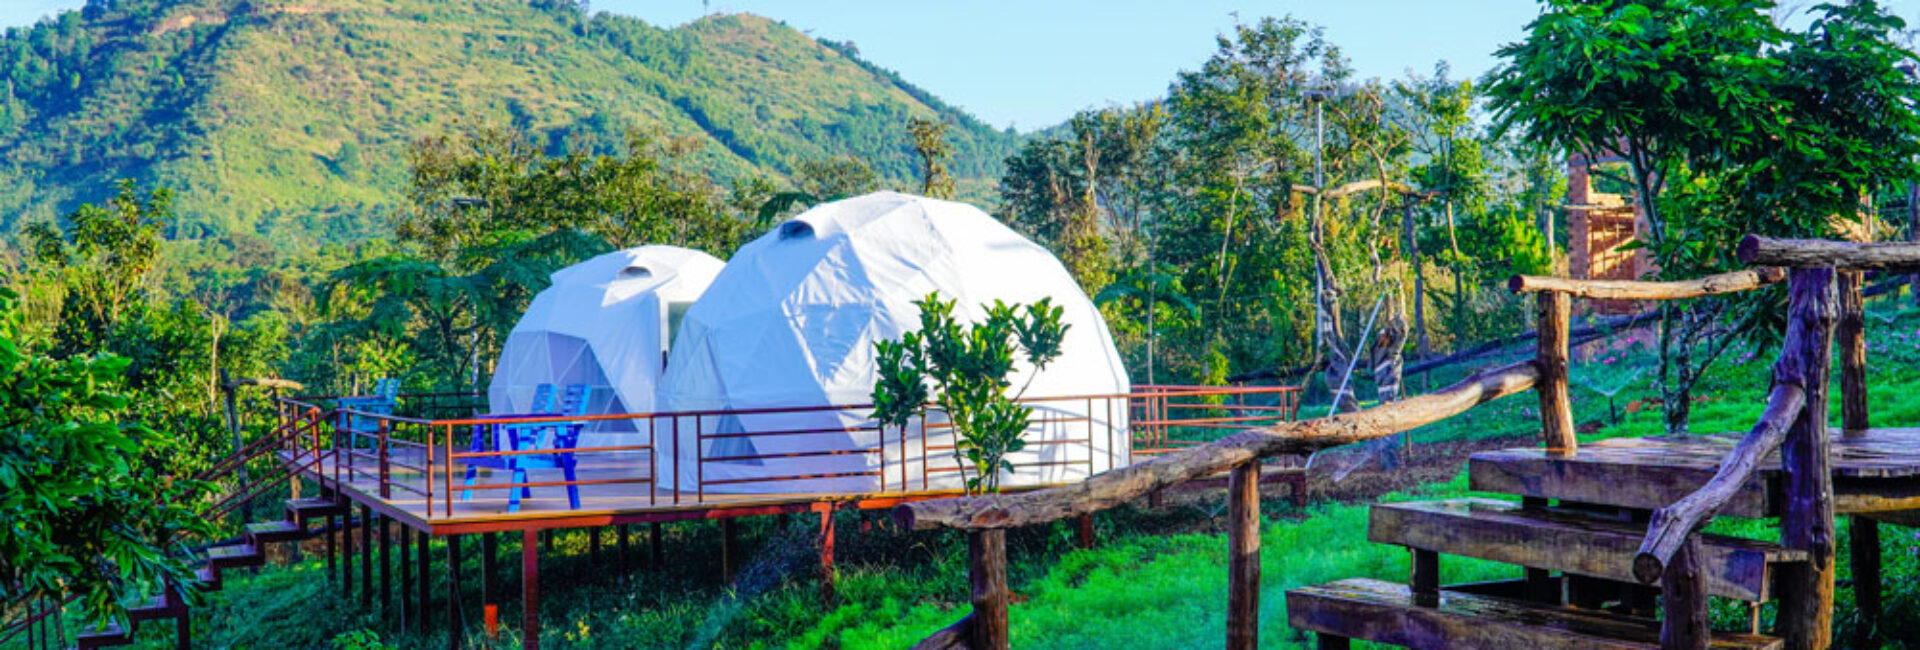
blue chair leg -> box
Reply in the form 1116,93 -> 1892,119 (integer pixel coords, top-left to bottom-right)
562,459 -> 580,509
461,464 -> 480,501
508,467 -> 527,514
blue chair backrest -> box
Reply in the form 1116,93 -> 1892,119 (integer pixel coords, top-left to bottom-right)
559,384 -> 591,417
530,383 -> 558,415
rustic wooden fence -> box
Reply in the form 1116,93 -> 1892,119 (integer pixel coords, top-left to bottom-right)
898,234 -> 1909,650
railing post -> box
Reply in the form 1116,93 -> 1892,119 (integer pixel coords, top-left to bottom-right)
378,419 -> 392,499
968,529 -> 1010,650
1227,460 -> 1261,650
1660,536 -> 1708,649
1534,291 -> 1577,454
1838,269 -> 1868,435
1779,268 -> 1838,650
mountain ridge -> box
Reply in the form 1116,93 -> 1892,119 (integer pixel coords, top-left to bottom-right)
0,0 -> 1020,247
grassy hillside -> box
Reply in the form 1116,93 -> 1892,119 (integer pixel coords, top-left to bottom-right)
0,0 -> 1020,247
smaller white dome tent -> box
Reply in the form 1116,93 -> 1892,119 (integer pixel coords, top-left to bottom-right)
657,192 -> 1132,494
488,245 -> 725,448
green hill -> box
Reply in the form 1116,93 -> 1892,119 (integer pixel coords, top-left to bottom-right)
0,0 -> 1020,246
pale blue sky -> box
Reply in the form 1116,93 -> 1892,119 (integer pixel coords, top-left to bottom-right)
7,1 -> 1920,130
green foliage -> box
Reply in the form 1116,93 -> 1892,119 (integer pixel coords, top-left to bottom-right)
872,294 -> 1068,494
0,286 -> 211,628
1486,0 -> 1920,433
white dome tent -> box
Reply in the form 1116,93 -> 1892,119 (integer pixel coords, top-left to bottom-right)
487,245 -> 725,448
657,192 -> 1131,494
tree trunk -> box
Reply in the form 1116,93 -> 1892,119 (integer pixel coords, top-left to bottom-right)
1909,181 -> 1919,306
1372,292 -> 1407,403
1405,202 -> 1431,358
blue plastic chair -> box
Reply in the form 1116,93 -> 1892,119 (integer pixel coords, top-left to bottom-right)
464,384 -> 588,512
462,384 -> 557,502
335,378 -> 400,447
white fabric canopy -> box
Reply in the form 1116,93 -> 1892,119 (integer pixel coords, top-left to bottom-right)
658,192 -> 1132,493
487,245 -> 724,447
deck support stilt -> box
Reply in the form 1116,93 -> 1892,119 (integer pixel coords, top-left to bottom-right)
523,529 -> 540,650
650,522 -> 663,567
1851,516 -> 1881,648
617,524 -> 631,578
721,519 -> 738,583
590,527 -> 602,568
401,524 -> 413,632
325,513 -> 336,584
481,532 -> 498,611
343,512 -> 355,600
417,529 -> 430,633
819,504 -> 836,603
447,534 -> 463,650
176,604 -> 190,650
1075,513 -> 1095,549
380,516 -> 392,616
1227,460 -> 1260,650
360,505 -> 373,610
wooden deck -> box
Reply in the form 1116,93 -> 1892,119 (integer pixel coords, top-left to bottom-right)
283,448 -> 985,535
1470,427 -> 1920,517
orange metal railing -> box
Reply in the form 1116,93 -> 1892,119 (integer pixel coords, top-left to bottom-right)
273,383 -> 1299,519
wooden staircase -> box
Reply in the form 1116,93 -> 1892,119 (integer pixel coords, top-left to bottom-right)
1285,454 -> 1805,649
69,495 -> 342,649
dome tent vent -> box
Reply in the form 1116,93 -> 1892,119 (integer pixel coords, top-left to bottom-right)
779,221 -> 815,240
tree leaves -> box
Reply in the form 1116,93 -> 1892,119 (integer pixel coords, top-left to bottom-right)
869,293 -> 1070,495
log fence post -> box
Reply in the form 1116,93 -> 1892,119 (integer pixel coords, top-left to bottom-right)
1534,291 -> 1576,454
1660,536 -> 1708,650
1779,267 -> 1838,650
1838,270 -> 1868,435
968,530 -> 1010,650
1227,460 -> 1261,650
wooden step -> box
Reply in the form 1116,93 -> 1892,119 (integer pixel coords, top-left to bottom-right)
126,592 -> 184,622
206,543 -> 266,571
286,497 -> 348,524
1469,445 -> 1772,517
1371,498 -> 1804,601
73,623 -> 133,649
1287,578 -> 1783,650
193,567 -> 222,592
245,520 -> 307,544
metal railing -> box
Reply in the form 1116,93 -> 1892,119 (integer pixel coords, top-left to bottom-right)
273,384 -> 1299,520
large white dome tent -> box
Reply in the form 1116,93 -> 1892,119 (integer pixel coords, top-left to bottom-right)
487,245 -> 725,448
657,191 -> 1132,494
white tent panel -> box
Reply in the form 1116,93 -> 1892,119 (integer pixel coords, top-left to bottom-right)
487,245 -> 725,446
659,192 -> 1132,494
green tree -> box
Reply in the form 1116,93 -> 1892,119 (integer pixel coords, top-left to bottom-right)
906,117 -> 955,199
871,294 -> 1067,495
0,287 -> 211,630
1488,0 -> 1920,433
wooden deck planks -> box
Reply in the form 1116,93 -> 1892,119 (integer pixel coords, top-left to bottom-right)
1471,427 -> 1920,518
